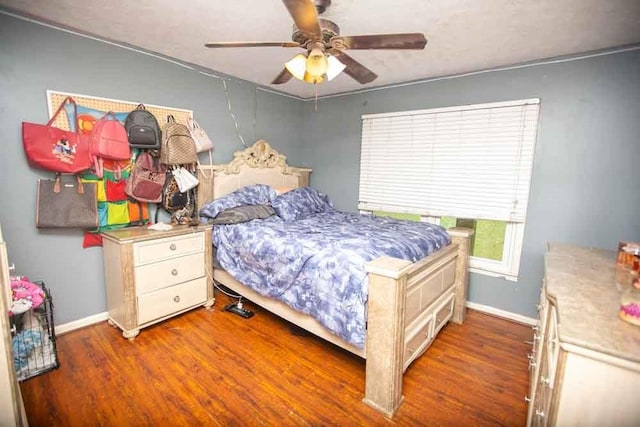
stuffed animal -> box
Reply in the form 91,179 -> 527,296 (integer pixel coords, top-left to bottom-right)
10,277 -> 45,314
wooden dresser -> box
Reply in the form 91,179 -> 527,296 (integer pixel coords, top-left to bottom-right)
526,243 -> 640,426
101,225 -> 214,339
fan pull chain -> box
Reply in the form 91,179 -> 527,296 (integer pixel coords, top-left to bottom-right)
314,83 -> 318,112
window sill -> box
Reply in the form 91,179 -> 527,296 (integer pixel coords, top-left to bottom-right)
468,266 -> 518,282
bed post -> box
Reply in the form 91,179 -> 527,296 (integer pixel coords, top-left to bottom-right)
448,227 -> 473,324
363,256 -> 412,418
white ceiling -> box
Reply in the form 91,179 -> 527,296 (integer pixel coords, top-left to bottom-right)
2,0 -> 639,99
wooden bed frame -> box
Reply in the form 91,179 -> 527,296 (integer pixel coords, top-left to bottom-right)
197,141 -> 472,418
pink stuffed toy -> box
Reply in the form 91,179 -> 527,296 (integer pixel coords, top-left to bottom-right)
9,277 -> 45,314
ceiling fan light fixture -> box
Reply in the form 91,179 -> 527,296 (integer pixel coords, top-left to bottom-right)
303,72 -> 325,84
305,46 -> 329,77
284,53 -> 307,80
326,55 -> 346,81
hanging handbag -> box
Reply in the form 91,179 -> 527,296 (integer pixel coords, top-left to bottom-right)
22,97 -> 93,173
124,104 -> 162,149
125,152 -> 167,203
171,166 -> 199,192
160,115 -> 198,165
36,174 -> 98,228
90,112 -> 131,179
186,117 -> 213,153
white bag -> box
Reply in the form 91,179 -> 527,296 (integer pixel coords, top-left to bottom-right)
187,117 -> 214,153
172,166 -> 199,192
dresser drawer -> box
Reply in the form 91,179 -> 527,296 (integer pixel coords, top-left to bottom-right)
135,252 -> 205,295
134,232 -> 204,266
137,277 -> 207,325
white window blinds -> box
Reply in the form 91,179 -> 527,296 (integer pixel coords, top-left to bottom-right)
358,99 -> 540,223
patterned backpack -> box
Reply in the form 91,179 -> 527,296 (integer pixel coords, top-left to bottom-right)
159,168 -> 198,225
159,115 -> 197,165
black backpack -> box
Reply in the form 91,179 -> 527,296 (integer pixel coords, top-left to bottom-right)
124,104 -> 162,149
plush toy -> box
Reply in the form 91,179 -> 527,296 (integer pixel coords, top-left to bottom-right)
9,277 -> 45,314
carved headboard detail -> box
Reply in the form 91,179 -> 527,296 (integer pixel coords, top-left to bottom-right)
197,140 -> 312,213
223,140 -> 289,173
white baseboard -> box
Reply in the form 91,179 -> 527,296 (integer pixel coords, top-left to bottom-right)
466,301 -> 538,326
54,302 -> 537,336
56,311 -> 108,335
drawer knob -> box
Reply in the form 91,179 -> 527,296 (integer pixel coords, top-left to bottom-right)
171,269 -> 178,276
170,244 -> 177,251
535,409 -> 545,418
173,296 -> 180,303
540,376 -> 550,385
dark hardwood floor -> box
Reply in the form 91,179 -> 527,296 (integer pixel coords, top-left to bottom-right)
20,293 -> 533,426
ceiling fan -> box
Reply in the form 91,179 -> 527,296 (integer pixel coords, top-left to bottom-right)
204,0 -> 427,85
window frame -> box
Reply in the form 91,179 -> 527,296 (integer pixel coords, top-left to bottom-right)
358,98 -> 540,281
426,216 -> 524,281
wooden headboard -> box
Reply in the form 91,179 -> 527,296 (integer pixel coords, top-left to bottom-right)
196,140 -> 312,212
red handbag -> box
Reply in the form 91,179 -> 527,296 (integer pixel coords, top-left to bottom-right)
22,97 -> 93,173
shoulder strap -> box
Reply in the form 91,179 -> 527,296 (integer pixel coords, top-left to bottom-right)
48,96 -> 76,127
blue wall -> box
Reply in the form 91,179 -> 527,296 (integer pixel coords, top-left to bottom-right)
2,10 -> 639,325
302,49 -> 640,318
0,13 -> 305,324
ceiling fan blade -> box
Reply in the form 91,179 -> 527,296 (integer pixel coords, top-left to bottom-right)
329,49 -> 377,84
282,0 -> 322,39
205,41 -> 301,48
271,68 -> 293,84
331,33 -> 427,50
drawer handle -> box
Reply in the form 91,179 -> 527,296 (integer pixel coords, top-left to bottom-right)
171,269 -> 178,276
540,376 -> 550,385
535,410 -> 545,418
174,296 -> 180,303
170,244 -> 177,251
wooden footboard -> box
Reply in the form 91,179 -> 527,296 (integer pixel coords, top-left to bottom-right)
363,227 -> 473,417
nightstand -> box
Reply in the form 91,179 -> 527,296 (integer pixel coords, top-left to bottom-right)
101,225 -> 214,340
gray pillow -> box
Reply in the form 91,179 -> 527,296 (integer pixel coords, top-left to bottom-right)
210,204 -> 275,225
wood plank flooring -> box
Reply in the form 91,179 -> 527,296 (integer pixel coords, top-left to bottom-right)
20,294 -> 533,426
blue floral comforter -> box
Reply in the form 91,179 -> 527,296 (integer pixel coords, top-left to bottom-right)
212,210 -> 451,348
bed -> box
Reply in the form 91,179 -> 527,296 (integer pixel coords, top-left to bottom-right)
197,140 -> 472,417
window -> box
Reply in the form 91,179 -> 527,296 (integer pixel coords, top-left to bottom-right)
360,99 -> 540,280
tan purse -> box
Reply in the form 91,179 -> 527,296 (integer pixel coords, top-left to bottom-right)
36,174 -> 98,229
159,115 -> 198,165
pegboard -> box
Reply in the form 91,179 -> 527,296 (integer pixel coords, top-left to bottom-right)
46,90 -> 193,130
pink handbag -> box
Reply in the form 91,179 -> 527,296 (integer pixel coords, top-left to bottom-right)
90,111 -> 131,178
